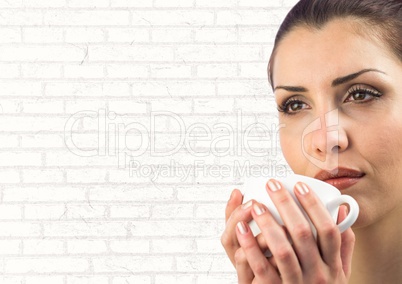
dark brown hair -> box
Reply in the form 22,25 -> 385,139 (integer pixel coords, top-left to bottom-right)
268,0 -> 402,87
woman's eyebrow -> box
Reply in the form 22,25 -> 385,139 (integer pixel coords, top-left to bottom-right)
331,68 -> 386,87
274,68 -> 386,92
274,86 -> 307,92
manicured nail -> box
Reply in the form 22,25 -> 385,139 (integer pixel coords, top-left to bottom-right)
228,191 -> 234,202
237,221 -> 248,235
253,203 -> 265,216
266,179 -> 281,192
295,182 -> 309,195
242,200 -> 252,209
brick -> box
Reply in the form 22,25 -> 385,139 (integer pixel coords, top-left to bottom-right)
0,135 -> 19,148
20,134 -> 64,148
44,11 -> 130,26
196,0 -> 238,7
131,81 -> 215,97
67,239 -> 107,254
154,0 -> 194,7
26,276 -> 64,284
21,63 -> 62,78
88,45 -> 174,62
112,276 -> 151,284
176,45 -> 261,62
152,238 -> 194,253
217,80 -> 268,96
108,100 -> 147,114
155,275 -> 195,284
0,205 -> 22,219
151,28 -> 192,43
111,0 -> 152,7
0,81 -> 42,96
236,97 -> 275,113
150,99 -> 192,113
5,257 -> 88,273
196,275 -> 238,284
46,152 -> 118,167
196,63 -> 237,78
23,240 -> 64,254
239,0 -> 281,7
67,276 -> 109,284
195,27 -> 237,43
176,255 -> 233,272
66,169 -> 109,183
92,256 -> 173,272
106,64 -> 148,78
23,0 -> 65,7
65,28 -> 105,43
0,46 -> 85,62
195,203 -> 225,218
177,185 -> 230,201
44,221 -> 127,237
150,64 -> 192,78
89,184 -> 173,202
22,99 -> 64,114
0,28 -> 20,43
0,99 -> 22,113
193,98 -> 234,113
0,152 -> 42,166
65,204 -> 107,219
65,99 -> 108,113
0,0 -> 22,7
131,11 -> 214,26
0,10 -> 42,25
23,27 -> 64,43
152,204 -> 193,219
24,204 -> 67,220
239,62 -> 267,78
283,0 -> 299,7
0,222 -> 41,237
3,186 -> 86,202
68,0 -> 109,8
45,82 -> 130,97
196,238 -> 226,254
64,64 -> 105,78
106,28 -> 149,43
0,240 -> 20,254
239,27 -> 277,43
217,10 -> 287,25
109,205 -> 150,219
130,220 -> 219,237
109,239 -> 150,253
0,277 -> 23,284
0,63 -> 19,78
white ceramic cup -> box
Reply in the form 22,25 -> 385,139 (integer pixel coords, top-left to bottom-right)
242,174 -> 359,247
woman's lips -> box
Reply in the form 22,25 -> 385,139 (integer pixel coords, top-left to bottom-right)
314,168 -> 365,190
321,176 -> 362,190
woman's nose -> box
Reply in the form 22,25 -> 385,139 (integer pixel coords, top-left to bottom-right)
301,109 -> 349,168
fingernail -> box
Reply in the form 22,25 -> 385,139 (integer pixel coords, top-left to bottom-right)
266,179 -> 281,192
237,221 -> 248,235
228,191 -> 234,202
242,200 -> 252,209
295,182 -> 309,195
253,203 -> 265,216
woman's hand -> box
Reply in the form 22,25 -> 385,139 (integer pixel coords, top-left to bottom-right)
233,179 -> 355,283
220,188 -> 250,266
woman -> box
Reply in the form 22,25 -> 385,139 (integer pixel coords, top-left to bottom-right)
221,0 -> 402,283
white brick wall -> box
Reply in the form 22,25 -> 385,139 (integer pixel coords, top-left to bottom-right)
0,0 -> 294,283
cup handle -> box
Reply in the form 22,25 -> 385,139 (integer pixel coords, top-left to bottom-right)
326,195 -> 359,233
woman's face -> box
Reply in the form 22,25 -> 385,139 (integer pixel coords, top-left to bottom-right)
272,19 -> 402,228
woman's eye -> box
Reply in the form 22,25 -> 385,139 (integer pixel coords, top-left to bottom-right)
345,87 -> 382,103
288,101 -> 305,111
278,99 -> 308,114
